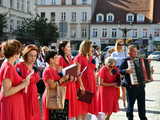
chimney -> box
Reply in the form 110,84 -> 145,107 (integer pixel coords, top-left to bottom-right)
148,0 -> 154,22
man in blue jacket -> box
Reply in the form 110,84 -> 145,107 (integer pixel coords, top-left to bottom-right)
120,45 -> 148,120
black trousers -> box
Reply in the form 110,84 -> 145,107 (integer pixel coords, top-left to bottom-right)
126,86 -> 148,120
49,100 -> 69,120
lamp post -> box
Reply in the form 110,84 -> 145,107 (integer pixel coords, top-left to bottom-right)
119,27 -> 133,56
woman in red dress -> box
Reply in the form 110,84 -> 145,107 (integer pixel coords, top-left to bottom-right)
0,40 -> 30,120
58,41 -> 78,119
98,57 -> 120,120
16,44 -> 40,120
42,51 -> 69,120
74,40 -> 97,119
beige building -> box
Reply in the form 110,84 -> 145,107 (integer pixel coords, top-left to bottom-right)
36,0 -> 97,48
91,0 -> 160,50
0,0 -> 36,38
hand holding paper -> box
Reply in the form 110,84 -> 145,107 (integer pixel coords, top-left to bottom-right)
24,70 -> 34,93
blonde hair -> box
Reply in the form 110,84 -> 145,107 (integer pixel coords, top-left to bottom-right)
79,40 -> 92,56
104,57 -> 116,65
128,45 -> 137,53
115,39 -> 124,52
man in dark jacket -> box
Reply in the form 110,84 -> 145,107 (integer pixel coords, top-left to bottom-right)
120,45 -> 148,120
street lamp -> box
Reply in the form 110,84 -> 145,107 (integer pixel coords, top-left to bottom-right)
119,27 -> 133,56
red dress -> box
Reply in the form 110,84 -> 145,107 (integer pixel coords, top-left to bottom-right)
98,66 -> 119,114
74,54 -> 98,115
0,62 -> 26,120
42,67 -> 61,120
59,56 -> 77,118
16,62 -> 40,120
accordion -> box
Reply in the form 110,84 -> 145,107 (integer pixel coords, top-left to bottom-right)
127,58 -> 153,85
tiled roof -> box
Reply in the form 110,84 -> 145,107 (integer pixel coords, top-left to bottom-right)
91,0 -> 158,24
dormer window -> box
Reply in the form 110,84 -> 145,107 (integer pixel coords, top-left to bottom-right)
137,14 -> 145,22
82,0 -> 87,5
126,13 -> 134,22
96,13 -> 104,22
106,13 -> 114,22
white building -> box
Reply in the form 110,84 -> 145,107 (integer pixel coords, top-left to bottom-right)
36,0 -> 96,49
0,0 -> 36,38
90,0 -> 160,50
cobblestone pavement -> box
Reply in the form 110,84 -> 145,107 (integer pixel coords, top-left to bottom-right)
40,61 -> 160,120
110,61 -> 160,120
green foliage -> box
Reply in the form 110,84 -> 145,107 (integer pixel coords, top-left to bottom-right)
16,15 -> 59,46
0,14 -> 7,37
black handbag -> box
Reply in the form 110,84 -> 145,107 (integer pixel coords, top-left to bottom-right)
77,89 -> 94,104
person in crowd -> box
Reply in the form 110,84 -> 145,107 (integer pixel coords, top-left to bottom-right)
74,40 -> 97,120
93,46 -> 101,71
0,44 -> 5,67
120,45 -> 148,120
98,57 -> 121,120
111,39 -> 127,67
0,40 -> 30,120
36,46 -> 50,98
58,41 -> 78,119
42,50 -> 69,120
15,44 -> 40,120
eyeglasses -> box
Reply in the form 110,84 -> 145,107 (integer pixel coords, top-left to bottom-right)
118,44 -> 124,46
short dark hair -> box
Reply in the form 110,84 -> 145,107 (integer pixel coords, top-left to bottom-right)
2,40 -> 22,58
44,50 -> 57,63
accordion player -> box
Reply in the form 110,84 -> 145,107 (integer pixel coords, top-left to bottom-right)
127,58 -> 153,85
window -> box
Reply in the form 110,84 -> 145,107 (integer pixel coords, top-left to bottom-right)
106,13 -> 114,22
27,0 -> 30,13
93,28 -> 98,38
61,12 -> 66,21
10,0 -> 14,8
82,0 -> 87,5
61,0 -> 66,5
71,12 -> 76,22
17,0 -> 20,10
41,12 -> 45,18
17,20 -> 21,29
132,29 -> 137,38
96,14 -> 104,22
71,30 -> 76,38
126,13 -> 134,22
137,14 -> 145,22
81,28 -> 87,38
82,12 -> 87,21
52,0 -> 56,4
142,29 -> 148,38
102,28 -> 107,37
51,12 -> 55,22
21,0 -> 25,11
41,0 -> 45,4
10,19 -> 14,32
112,28 -> 117,38
154,29 -> 160,37
72,0 -> 76,5
59,22 -> 68,38
0,0 -> 3,5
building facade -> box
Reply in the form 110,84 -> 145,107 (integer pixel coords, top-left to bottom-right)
0,0 -> 36,39
36,0 -> 96,49
91,0 -> 160,50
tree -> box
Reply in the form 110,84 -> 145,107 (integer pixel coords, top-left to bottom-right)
16,15 -> 59,46
0,14 -> 7,38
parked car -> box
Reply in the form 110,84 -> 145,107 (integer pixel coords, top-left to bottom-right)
148,51 -> 160,60
71,50 -> 78,57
